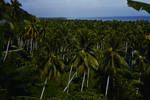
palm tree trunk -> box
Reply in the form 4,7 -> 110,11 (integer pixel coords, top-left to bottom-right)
30,38 -> 33,54
81,72 -> 86,92
64,71 -> 77,92
66,57 -> 68,63
125,41 -> 128,53
35,41 -> 38,49
105,75 -> 110,96
33,40 -> 37,50
62,55 -> 65,60
67,65 -> 73,93
40,77 -> 48,100
27,40 -> 30,51
20,39 -> 23,48
17,37 -> 20,47
136,72 -> 141,94
96,43 -> 99,50
101,39 -> 104,51
130,48 -> 134,69
24,40 -> 27,49
3,37 -> 11,62
69,65 -> 73,80
87,69 -> 90,88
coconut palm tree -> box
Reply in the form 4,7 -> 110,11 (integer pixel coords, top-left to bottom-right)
103,36 -> 128,99
0,22 -> 4,64
1,20 -> 14,62
0,2 -> 13,62
132,50 -> 147,95
64,30 -> 99,93
1,0 -> 33,62
33,25 -> 65,100
39,53 -> 64,100
23,19 -> 39,55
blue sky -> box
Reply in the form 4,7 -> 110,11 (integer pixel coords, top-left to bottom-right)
5,0 -> 150,17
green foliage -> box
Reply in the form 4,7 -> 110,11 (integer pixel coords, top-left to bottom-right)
72,91 -> 106,100
1,1 -> 150,99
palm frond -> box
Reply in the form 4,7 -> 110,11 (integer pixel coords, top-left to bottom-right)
113,52 -> 128,68
127,0 -> 150,13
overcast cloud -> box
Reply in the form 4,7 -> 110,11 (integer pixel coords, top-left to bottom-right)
5,0 -> 150,17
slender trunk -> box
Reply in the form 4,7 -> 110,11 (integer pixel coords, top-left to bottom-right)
17,37 -> 20,47
35,40 -> 37,50
69,65 -> 73,82
66,58 -> 68,63
18,37 -> 21,48
30,38 -> 33,54
67,65 -> 73,93
27,40 -> 30,51
125,41 -> 129,69
20,39 -> 23,48
139,72 -> 141,81
60,46 -> 63,52
125,41 -> 128,53
130,48 -> 134,69
3,37 -> 11,62
33,40 -> 37,50
100,42 -> 102,50
32,40 -> 35,50
64,71 -> 77,92
101,39 -> 104,51
87,69 -> 90,88
24,40 -> 27,49
136,72 -> 141,94
105,53 -> 113,96
40,77 -> 48,100
105,75 -> 110,96
96,43 -> 99,50
62,55 -> 65,60
4,48 -> 23,53
36,41 -> 38,50
81,72 -> 86,92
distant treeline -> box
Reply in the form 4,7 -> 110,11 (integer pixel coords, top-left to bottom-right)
40,17 -> 67,20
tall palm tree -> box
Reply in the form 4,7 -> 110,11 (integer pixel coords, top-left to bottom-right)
1,20 -> 14,62
38,53 -> 64,100
64,31 -> 99,93
103,36 -> 128,99
34,26 -> 65,100
64,49 -> 99,92
23,19 -> 39,54
132,50 -> 146,95
0,22 -> 4,64
0,1 -> 13,62
1,0 -> 33,62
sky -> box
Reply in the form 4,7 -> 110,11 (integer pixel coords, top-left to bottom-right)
5,0 -> 150,17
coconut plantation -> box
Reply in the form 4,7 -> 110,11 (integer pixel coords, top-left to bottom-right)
1,0 -> 150,100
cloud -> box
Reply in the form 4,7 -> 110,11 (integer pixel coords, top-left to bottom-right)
16,0 -> 150,17
20,0 -> 126,8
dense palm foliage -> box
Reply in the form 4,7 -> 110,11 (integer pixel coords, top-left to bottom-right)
1,0 -> 150,100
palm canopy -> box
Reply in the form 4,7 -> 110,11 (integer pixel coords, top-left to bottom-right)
127,0 -> 150,14
40,53 -> 64,80
73,49 -> 99,73
104,47 -> 128,76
